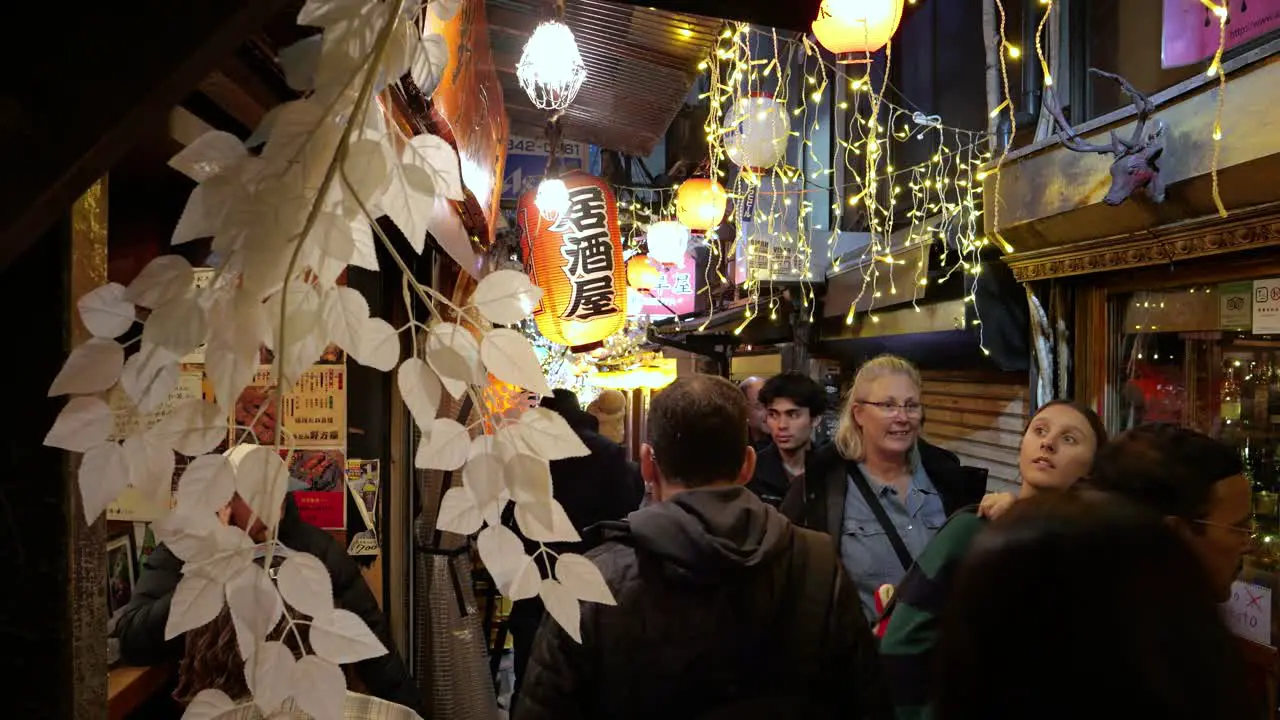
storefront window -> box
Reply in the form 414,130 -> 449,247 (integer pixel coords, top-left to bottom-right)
1109,276 -> 1280,645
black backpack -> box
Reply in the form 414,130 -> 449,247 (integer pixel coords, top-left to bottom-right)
691,527 -> 842,719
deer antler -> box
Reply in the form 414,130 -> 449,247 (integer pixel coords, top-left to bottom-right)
1088,68 -> 1155,152
1043,84 -> 1117,155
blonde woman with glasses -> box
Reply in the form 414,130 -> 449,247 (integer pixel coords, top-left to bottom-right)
780,355 -> 987,622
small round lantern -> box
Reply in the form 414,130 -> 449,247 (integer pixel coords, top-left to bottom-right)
675,178 -> 728,232
535,177 -> 570,220
646,221 -> 690,265
626,254 -> 662,291
723,94 -> 791,170
812,0 -> 906,64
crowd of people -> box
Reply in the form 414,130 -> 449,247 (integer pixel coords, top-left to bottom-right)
113,353 -> 1261,719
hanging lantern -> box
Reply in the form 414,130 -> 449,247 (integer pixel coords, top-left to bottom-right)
723,94 -> 791,170
676,178 -> 728,232
812,0 -> 906,64
646,221 -> 690,265
626,254 -> 662,291
517,170 -> 627,349
535,177 -> 570,221
517,20 -> 587,110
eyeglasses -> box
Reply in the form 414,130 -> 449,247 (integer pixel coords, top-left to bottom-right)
1194,518 -> 1257,540
857,400 -> 924,418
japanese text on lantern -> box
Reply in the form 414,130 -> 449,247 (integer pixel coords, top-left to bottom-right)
554,185 -> 618,322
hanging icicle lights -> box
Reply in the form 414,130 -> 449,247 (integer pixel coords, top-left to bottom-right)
698,23 -> 992,345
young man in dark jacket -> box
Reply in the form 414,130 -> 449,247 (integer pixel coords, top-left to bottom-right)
113,493 -> 422,713
747,372 -> 827,509
516,375 -> 891,720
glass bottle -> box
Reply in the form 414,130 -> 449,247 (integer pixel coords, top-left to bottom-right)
1223,364 -> 1242,424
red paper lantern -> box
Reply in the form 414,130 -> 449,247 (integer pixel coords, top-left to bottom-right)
676,178 -> 728,232
812,0 -> 905,64
517,170 -> 628,349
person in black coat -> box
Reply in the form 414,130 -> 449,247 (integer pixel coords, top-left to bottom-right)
113,493 -> 422,713
508,389 -> 644,711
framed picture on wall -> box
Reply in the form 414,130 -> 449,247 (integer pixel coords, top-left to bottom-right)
105,531 -> 137,618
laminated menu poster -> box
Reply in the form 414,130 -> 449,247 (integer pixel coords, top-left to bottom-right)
232,351 -> 348,529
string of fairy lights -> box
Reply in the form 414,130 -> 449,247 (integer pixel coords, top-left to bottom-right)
697,22 -> 994,348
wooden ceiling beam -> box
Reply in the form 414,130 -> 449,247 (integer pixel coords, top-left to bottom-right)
0,0 -> 291,270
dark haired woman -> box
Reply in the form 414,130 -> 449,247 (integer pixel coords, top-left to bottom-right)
880,400 -> 1107,720
935,492 -> 1251,720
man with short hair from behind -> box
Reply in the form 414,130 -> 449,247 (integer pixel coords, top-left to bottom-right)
748,371 -> 826,508
515,375 -> 891,720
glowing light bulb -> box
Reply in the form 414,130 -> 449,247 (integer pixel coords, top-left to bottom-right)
535,178 -> 570,221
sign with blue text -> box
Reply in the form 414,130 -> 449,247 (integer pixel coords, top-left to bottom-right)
502,135 -> 591,203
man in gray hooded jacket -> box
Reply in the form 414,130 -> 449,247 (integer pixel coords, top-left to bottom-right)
516,375 -> 891,720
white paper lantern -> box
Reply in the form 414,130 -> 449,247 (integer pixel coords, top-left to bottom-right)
517,21 -> 587,111
723,94 -> 791,170
646,221 -> 690,265
535,178 -> 570,221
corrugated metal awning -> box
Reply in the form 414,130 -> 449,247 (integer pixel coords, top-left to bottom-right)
487,0 -> 721,156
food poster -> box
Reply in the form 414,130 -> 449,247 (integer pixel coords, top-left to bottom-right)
282,449 -> 347,529
233,347 -> 348,529
106,364 -> 208,521
345,459 -> 381,556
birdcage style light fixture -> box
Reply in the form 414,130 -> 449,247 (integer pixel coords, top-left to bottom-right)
517,20 -> 587,110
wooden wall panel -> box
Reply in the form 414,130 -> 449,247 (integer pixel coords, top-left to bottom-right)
919,371 -> 1029,491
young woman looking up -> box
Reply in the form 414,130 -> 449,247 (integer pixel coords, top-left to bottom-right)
879,400 -> 1108,720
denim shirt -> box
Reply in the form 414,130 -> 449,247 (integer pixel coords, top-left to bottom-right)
840,461 -> 947,621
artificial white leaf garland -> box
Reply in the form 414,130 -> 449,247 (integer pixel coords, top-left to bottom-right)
42,0 -> 617,717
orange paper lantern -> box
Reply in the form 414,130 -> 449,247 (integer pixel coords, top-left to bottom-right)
626,254 -> 662,291
676,178 -> 728,232
812,0 -> 905,64
517,170 -> 628,349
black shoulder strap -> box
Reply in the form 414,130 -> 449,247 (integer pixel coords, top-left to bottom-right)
786,528 -> 838,663
845,461 -> 913,571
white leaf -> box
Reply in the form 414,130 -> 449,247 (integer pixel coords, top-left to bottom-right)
276,553 -> 334,619
555,553 -> 616,606
511,407 -> 591,460
435,486 -> 483,536
381,165 -> 430,252
172,184 -> 216,246
175,454 -> 236,515
143,291 -> 208,356
540,578 -> 583,643
297,0 -> 365,27
120,343 -> 181,414
245,640 -> 297,714
45,396 -> 114,452
303,212 -> 356,288
515,498 -> 581,544
126,255 -> 195,309
342,139 -> 390,204
227,563 -> 284,650
49,338 -> 124,396
349,220 -> 378,271
463,451 -> 506,519
181,689 -> 238,720
184,541 -> 256,587
165,573 -> 226,640
123,432 -> 176,507
397,358 -> 442,430
278,35 -> 322,92
309,608 -> 388,664
351,317 -> 400,371
429,0 -> 461,22
409,32 -> 449,95
77,282 -> 136,338
477,525 -> 539,600
152,399 -> 226,456
471,270 -> 543,326
152,507 -> 222,563
78,441 -> 130,524
480,328 -> 553,397
415,418 -> 470,470
169,131 -> 248,182
321,285 -> 369,354
425,322 -> 483,398
504,453 -> 553,507
292,656 -> 346,720
205,341 -> 258,417
402,134 -> 465,202
227,445 -> 291,531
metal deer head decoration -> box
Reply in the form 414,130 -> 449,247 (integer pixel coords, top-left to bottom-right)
1045,69 -> 1169,206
